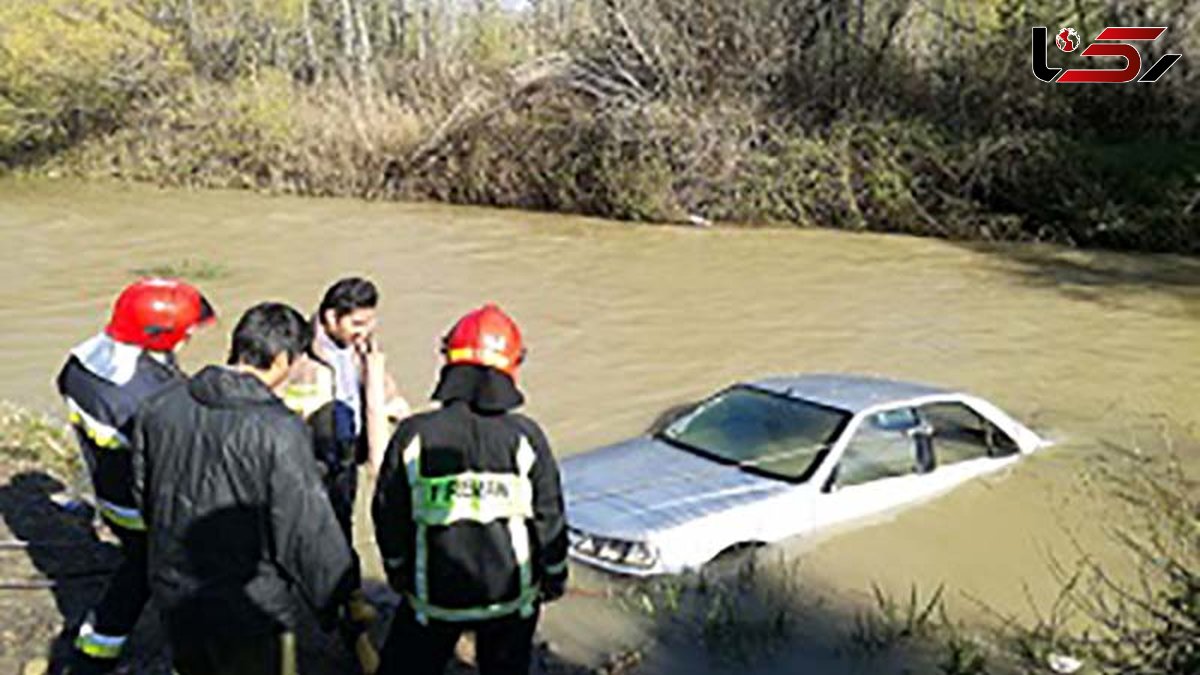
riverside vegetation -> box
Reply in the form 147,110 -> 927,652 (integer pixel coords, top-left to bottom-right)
1,0 -> 1197,252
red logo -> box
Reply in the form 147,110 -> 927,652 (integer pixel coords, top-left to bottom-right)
1056,27 -> 1080,52
1032,26 -> 1182,83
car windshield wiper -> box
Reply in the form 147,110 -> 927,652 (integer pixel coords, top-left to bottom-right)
655,431 -> 765,474
736,444 -> 829,471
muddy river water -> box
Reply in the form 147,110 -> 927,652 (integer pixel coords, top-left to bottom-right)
1,179 -> 1197,673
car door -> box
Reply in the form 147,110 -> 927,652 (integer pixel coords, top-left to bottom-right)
811,407 -> 941,530
917,401 -> 1022,484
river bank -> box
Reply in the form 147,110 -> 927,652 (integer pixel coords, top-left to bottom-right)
2,0 -> 1197,254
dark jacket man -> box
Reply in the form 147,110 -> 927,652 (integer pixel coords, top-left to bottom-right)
132,302 -> 353,675
373,304 -> 568,675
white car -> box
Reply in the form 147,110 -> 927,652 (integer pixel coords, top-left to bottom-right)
562,374 -> 1046,576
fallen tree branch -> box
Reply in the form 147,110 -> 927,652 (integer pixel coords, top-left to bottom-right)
388,52 -> 573,183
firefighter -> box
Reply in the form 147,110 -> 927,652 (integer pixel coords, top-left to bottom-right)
373,303 -> 569,675
281,277 -> 410,673
56,278 -> 215,673
130,302 -> 354,675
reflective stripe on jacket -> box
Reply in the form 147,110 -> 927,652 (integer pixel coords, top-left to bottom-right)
373,401 -> 568,624
56,342 -> 181,532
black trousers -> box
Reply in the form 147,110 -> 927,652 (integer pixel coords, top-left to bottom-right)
325,463 -> 369,654
76,524 -> 149,663
327,463 -> 361,588
172,631 -> 296,675
379,604 -> 540,675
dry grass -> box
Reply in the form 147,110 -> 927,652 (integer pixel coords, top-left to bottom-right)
0,402 -> 77,482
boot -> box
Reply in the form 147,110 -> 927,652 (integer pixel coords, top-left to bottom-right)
63,651 -> 117,675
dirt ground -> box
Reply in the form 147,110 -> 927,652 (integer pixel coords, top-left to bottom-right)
0,462 -> 618,675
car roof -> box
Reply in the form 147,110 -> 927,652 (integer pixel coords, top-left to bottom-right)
747,373 -> 957,413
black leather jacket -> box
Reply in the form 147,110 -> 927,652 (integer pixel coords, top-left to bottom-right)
132,366 -> 353,642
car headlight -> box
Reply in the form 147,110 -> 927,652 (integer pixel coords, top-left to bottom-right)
568,528 -> 658,569
622,541 -> 658,568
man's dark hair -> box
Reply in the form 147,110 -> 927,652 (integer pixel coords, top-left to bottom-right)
318,277 -> 378,319
227,302 -> 313,369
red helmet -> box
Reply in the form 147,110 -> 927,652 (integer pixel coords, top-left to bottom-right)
442,304 -> 525,378
105,278 -> 216,352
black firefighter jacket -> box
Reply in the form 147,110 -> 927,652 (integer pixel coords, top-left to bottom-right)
56,346 -> 180,532
373,365 -> 569,624
131,365 -> 354,643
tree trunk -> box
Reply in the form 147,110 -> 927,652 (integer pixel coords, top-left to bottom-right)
418,0 -> 432,61
856,0 -> 865,49
352,0 -> 374,84
183,0 -> 197,54
302,0 -> 320,82
339,0 -> 356,63
834,0 -> 849,107
390,0 -> 408,55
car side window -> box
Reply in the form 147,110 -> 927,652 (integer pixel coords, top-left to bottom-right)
919,402 -> 1019,464
835,410 -> 921,487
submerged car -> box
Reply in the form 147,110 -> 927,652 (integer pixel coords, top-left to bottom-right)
562,374 -> 1047,576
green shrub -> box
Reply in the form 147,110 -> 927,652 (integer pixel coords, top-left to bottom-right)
0,0 -> 184,165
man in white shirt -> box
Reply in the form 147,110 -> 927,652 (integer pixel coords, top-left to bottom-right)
282,277 -> 409,673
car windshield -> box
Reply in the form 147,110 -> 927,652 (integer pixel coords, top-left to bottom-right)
660,386 -> 850,480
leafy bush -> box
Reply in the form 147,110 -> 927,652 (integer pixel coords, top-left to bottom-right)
0,0 -> 184,165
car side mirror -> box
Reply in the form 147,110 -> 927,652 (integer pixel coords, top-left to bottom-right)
906,423 -> 934,438
911,426 -> 935,474
647,401 -> 700,435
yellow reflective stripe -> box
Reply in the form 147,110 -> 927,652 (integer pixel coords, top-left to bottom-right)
401,435 -> 428,623
97,499 -> 145,531
414,522 -> 428,624
281,383 -> 325,417
76,624 -> 127,659
402,436 -> 422,487
66,399 -> 128,450
405,587 -> 538,623
512,436 -> 536,618
508,515 -> 534,618
403,434 -> 541,624
411,472 -> 533,526
545,559 -> 568,576
446,347 -> 512,369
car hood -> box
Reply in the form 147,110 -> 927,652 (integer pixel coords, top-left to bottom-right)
561,436 -> 791,541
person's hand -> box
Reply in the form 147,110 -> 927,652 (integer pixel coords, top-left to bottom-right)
355,333 -> 378,357
361,336 -> 388,408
